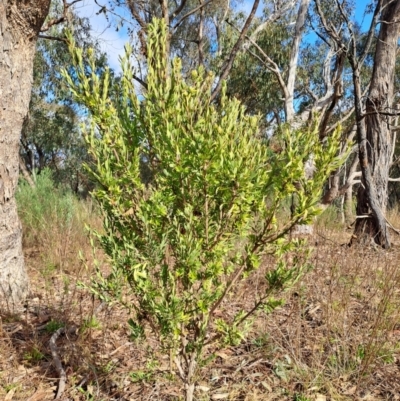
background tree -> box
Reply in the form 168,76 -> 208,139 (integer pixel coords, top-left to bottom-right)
354,0 -> 400,246
216,0 -> 400,232
217,0 -> 358,226
97,0 -> 295,98
20,5 -> 108,195
314,0 -> 400,248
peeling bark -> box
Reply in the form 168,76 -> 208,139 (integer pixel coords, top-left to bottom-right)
354,0 -> 400,248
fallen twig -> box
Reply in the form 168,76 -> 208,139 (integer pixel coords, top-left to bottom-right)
49,326 -> 77,399
347,213 -> 400,236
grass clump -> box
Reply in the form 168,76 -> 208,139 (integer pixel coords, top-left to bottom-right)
16,168 -> 96,273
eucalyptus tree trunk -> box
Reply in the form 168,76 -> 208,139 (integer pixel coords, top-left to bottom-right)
354,0 -> 400,248
0,1 -> 50,309
344,186 -> 354,224
285,0 -> 310,122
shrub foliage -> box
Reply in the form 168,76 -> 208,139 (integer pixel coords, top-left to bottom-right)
64,18 -> 346,400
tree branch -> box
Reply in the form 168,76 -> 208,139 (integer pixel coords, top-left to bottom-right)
133,74 -> 148,90
40,0 -> 83,32
210,0 -> 261,102
50,326 -> 77,400
172,0 -> 215,30
226,19 -> 289,99
126,0 -> 147,29
361,110 -> 400,118
358,0 -> 384,65
169,0 -> 188,20
38,34 -> 67,42
247,0 -> 296,44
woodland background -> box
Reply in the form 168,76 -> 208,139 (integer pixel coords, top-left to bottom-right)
2,1 -> 400,400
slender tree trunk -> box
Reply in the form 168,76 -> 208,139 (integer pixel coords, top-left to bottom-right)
198,0 -> 205,67
354,0 -> 400,248
285,0 -> 310,121
0,1 -> 50,309
344,185 -> 354,224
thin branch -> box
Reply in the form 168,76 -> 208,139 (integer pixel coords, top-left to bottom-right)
169,0 -> 188,20
40,16 -> 66,32
210,0 -> 261,102
385,216 -> 400,235
326,108 -> 355,134
305,87 -> 319,102
213,16 -> 222,57
309,16 -> 332,47
126,0 -> 147,29
172,0 -> 215,30
226,19 -> 288,98
133,74 -> 148,90
93,0 -> 135,26
38,34 -> 67,42
40,0 -> 83,32
390,153 -> 400,167
174,356 -> 186,381
68,0 -> 82,7
338,171 -> 361,195
350,207 -> 400,236
160,0 -> 168,21
247,0 -> 296,44
335,0 -> 355,46
358,0 -> 384,66
50,326 -> 77,400
247,48 -> 287,94
314,0 -> 343,48
318,49 -> 346,138
361,109 -> 400,118
326,85 -> 369,134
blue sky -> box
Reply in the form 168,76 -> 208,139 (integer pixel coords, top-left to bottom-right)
73,0 -> 131,72
355,0 -> 373,29
73,0 -> 376,73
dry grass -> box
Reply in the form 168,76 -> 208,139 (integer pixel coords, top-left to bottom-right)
1,203 -> 400,401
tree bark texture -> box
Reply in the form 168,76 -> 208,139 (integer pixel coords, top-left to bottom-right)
0,0 -> 50,309
354,0 -> 400,248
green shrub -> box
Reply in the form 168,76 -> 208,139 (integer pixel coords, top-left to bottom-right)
64,18 -> 346,401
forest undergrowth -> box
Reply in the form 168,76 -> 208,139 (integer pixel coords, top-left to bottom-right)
1,178 -> 400,401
